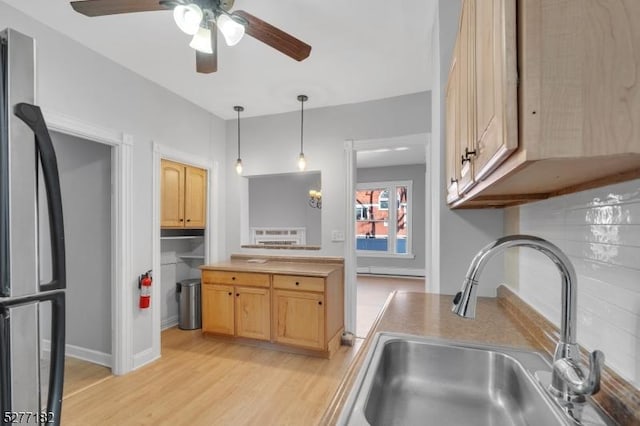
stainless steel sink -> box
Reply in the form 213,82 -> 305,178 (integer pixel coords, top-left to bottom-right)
338,333 -> 614,425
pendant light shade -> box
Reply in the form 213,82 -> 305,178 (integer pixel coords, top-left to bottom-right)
234,106 -> 244,175
189,26 -> 213,54
297,95 -> 308,171
173,4 -> 203,35
217,14 -> 246,46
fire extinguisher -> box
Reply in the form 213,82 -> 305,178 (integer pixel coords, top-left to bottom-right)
139,270 -> 152,309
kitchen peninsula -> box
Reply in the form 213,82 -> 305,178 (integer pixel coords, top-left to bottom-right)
200,255 -> 344,358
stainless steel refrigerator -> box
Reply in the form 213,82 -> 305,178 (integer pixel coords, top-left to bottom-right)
0,29 -> 66,426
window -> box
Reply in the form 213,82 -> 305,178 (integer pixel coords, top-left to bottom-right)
355,181 -> 412,256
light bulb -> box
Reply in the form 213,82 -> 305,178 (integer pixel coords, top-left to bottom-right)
173,4 -> 203,35
189,27 -> 213,54
217,14 -> 245,46
235,158 -> 243,175
298,153 -> 306,171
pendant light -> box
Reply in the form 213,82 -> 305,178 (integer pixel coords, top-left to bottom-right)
297,94 -> 308,171
173,4 -> 203,35
234,105 -> 244,175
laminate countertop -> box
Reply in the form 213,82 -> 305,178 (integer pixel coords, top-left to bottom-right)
320,291 -> 540,425
200,260 -> 343,278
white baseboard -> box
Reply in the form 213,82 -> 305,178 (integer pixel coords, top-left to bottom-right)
161,316 -> 179,331
41,340 -> 111,368
133,348 -> 160,370
357,266 -> 425,277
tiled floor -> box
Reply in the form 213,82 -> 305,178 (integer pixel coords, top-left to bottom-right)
356,274 -> 425,338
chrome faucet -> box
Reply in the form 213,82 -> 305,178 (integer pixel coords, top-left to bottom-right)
451,235 -> 604,403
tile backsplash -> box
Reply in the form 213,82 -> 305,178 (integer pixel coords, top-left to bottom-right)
513,178 -> 640,389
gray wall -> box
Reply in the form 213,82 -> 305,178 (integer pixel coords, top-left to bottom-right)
357,164 -> 426,272
39,132 -> 112,355
226,92 -> 432,257
0,2 -> 227,356
431,0 -> 505,297
248,172 -> 322,246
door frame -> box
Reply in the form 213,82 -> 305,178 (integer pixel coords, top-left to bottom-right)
43,108 -> 134,375
151,142 -> 219,363
343,133 -> 436,334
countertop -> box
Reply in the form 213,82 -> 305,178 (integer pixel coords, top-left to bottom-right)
320,291 -> 540,425
200,259 -> 343,278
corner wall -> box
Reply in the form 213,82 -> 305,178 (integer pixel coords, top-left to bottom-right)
0,3 -> 226,362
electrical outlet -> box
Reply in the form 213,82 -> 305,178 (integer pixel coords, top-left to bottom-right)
331,230 -> 345,242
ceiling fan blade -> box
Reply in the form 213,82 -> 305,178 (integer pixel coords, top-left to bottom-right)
196,22 -> 218,74
70,0 -> 170,17
233,10 -> 311,62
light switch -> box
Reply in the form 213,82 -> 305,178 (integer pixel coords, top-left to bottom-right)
331,230 -> 345,242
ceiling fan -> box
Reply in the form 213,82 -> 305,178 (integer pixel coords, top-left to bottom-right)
70,0 -> 312,73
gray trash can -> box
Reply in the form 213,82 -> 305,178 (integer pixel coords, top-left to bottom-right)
176,279 -> 201,330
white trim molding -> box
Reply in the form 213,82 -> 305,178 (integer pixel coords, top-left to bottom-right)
42,340 -> 111,368
151,142 -> 218,367
43,109 -> 133,376
343,140 -> 357,334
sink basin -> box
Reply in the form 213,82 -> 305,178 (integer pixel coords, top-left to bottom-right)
338,333 -> 613,425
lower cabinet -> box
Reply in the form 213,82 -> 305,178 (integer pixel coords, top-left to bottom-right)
201,283 -> 270,341
235,287 -> 270,341
272,289 -> 324,350
202,284 -> 234,335
201,267 -> 344,357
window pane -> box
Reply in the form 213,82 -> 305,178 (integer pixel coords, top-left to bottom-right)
355,188 -> 389,251
396,186 -> 408,254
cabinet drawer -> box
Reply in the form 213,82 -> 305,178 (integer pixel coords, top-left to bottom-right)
273,275 -> 325,292
202,271 -> 270,288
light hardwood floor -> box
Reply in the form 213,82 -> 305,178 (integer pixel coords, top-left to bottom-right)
62,329 -> 362,425
356,275 -> 425,338
61,275 -> 421,425
63,357 -> 111,399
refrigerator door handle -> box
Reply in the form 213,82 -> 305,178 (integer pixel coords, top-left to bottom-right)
0,290 -> 65,426
13,103 -> 66,292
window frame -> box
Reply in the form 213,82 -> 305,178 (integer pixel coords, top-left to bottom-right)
355,180 -> 413,258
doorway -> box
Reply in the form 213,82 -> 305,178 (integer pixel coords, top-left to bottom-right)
39,131 -> 113,397
348,133 -> 430,337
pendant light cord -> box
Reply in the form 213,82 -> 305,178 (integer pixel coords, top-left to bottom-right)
300,97 -> 304,154
237,107 -> 241,159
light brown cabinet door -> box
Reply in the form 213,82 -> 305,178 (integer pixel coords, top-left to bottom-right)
160,160 -> 185,228
184,166 -> 207,228
445,38 -> 461,203
457,0 -> 475,193
235,287 -> 270,341
202,284 -> 234,335
473,0 -> 517,180
273,290 -> 324,350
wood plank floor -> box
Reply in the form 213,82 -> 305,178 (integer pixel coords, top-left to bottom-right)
63,357 -> 111,399
62,329 -> 363,425
356,275 -> 425,338
60,275 -> 420,424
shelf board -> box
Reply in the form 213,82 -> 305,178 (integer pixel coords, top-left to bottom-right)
178,254 -> 205,260
161,236 -> 204,240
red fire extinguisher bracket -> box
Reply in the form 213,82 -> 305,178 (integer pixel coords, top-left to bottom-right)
139,270 -> 152,309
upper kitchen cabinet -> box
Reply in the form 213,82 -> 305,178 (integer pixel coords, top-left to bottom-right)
447,0 -> 640,208
161,159 -> 207,228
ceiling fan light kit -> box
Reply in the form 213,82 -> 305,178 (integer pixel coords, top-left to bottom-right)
190,26 -> 214,54
217,14 -> 245,47
70,0 -> 312,73
173,3 -> 203,35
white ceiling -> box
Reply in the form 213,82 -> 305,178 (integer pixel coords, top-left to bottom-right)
3,0 -> 436,119
356,133 -> 427,168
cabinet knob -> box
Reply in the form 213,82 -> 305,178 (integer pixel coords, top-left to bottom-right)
295,282 -> 300,286
232,276 -> 236,281
228,292 -> 232,296
179,218 -> 184,222
186,219 -> 191,222
236,293 -> 240,297
318,301 -> 322,305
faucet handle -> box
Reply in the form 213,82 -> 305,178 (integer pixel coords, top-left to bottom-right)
553,350 -> 605,397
